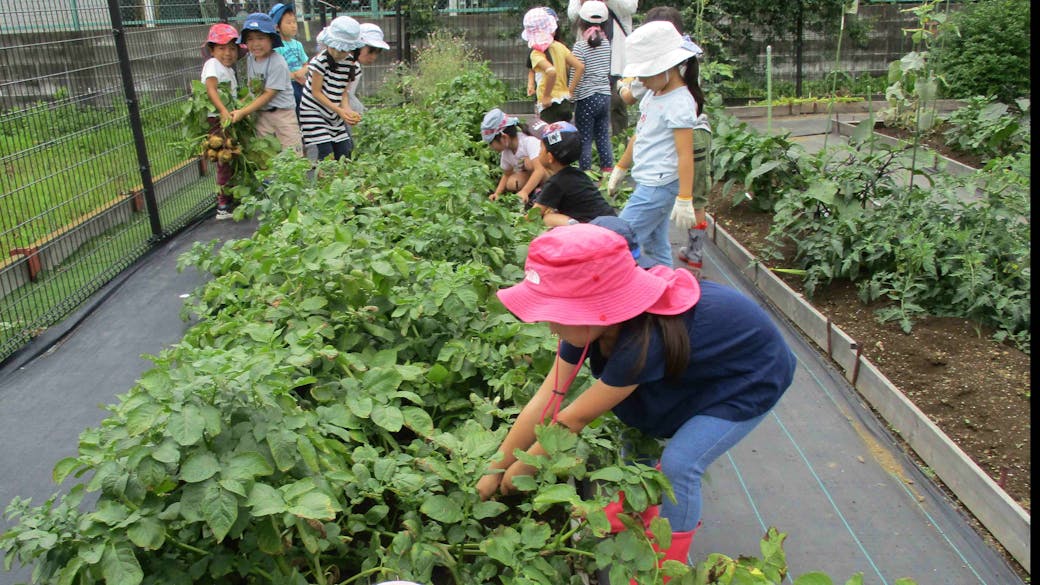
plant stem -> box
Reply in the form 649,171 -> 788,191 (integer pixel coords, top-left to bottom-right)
311,554 -> 328,585
337,566 -> 390,585
555,546 -> 595,558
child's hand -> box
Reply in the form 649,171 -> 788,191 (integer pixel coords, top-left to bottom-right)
476,472 -> 502,501
488,191 -> 501,201
229,109 -> 244,123
339,107 -> 361,125
539,96 -> 552,109
526,83 -> 535,96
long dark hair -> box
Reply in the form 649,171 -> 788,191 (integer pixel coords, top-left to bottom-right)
624,312 -> 691,381
322,49 -> 359,82
682,57 -> 705,117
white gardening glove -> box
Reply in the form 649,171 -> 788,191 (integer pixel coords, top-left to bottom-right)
607,166 -> 628,197
670,196 -> 697,229
628,78 -> 648,101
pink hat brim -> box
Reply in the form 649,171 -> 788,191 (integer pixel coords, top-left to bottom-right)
645,265 -> 700,315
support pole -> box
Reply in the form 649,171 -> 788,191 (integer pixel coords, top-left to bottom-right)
106,0 -> 163,239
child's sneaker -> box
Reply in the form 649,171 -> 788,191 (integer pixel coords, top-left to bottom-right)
215,193 -> 233,221
678,222 -> 708,276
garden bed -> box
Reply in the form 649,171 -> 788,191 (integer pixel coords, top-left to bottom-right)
706,185 -> 1031,517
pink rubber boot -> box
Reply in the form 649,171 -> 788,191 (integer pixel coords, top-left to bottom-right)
630,523 -> 699,584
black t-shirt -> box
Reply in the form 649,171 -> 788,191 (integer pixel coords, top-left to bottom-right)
535,166 -> 617,222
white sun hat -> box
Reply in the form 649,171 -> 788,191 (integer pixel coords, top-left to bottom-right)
578,0 -> 609,24
359,22 -> 390,50
623,20 -> 703,78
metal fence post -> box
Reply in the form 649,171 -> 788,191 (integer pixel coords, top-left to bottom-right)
106,0 -> 163,240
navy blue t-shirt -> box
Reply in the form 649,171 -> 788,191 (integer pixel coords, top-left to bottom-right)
559,280 -> 797,438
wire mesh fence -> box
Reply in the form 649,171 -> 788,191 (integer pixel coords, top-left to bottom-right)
0,1 -> 223,362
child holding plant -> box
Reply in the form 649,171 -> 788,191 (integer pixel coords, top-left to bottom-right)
532,121 -> 616,226
231,13 -> 303,156
298,16 -> 366,161
606,21 -> 708,270
477,223 -> 796,572
200,22 -> 243,220
481,108 -> 547,205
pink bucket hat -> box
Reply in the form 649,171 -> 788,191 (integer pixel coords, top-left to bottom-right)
497,224 -> 700,325
201,23 -> 245,60
521,7 -> 557,52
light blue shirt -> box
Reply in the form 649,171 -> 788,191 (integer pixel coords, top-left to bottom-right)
631,86 -> 698,187
275,38 -> 307,73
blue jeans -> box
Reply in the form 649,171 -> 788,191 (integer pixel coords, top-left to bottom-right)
619,180 -> 678,267
575,93 -> 613,171
659,413 -> 769,532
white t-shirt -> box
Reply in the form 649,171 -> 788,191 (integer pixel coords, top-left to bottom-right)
499,133 -> 543,173
200,57 -> 237,117
632,86 -> 699,187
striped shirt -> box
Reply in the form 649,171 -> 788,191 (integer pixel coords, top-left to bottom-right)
572,38 -> 612,101
299,50 -> 361,145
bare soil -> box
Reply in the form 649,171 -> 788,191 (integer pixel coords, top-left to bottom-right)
707,187 -> 1032,520
872,124 -> 988,168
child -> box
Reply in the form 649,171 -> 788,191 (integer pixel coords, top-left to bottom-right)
477,224 -> 796,573
298,16 -> 363,161
606,21 -> 706,269
481,108 -> 546,205
532,121 -> 616,226
341,23 -> 389,124
269,3 -> 307,114
522,7 -> 584,124
200,23 -> 242,220
571,0 -> 614,173
617,9 -> 713,275
231,13 -> 303,156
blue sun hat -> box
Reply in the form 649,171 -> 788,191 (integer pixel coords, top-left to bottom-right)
316,15 -> 364,52
240,13 -> 283,48
268,3 -> 294,27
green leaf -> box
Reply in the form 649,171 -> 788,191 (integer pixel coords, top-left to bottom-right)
203,486 -> 239,542
402,406 -> 435,436
257,517 -> 284,555
345,393 -> 374,418
362,367 -> 404,396
53,457 -> 81,484
288,491 -> 340,520
371,404 -> 404,432
151,439 -> 181,464
532,483 -> 579,512
168,405 -> 205,446
794,572 -> 835,585
267,429 -> 299,472
101,542 -> 143,585
472,500 -> 508,520
180,450 -> 220,483
299,296 -> 328,312
125,401 -> 163,436
226,451 -> 274,481
248,483 -> 287,516
420,495 -> 463,524
127,517 -> 166,550
589,467 -> 624,482
297,435 -> 320,473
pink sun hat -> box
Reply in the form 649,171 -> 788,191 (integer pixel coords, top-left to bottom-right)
496,224 -> 700,325
521,7 -> 557,52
